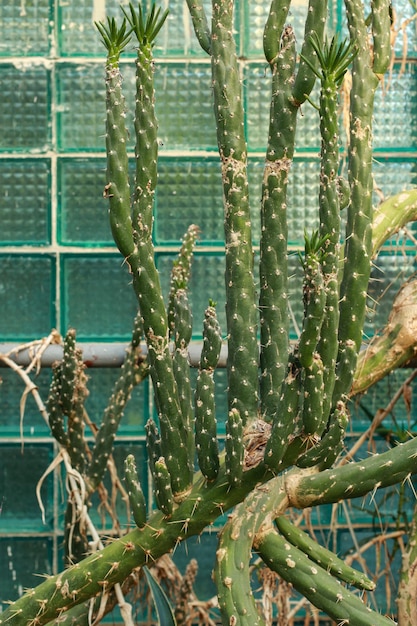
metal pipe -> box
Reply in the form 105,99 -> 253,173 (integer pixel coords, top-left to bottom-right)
0,342 -> 228,369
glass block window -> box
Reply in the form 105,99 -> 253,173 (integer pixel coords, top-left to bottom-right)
0,0 -> 416,621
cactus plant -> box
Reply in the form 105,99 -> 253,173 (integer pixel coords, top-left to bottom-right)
3,0 -> 417,624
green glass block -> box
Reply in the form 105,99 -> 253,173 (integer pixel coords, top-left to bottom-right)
373,158 -> 417,197
61,254 -> 138,340
58,0 -> 129,56
56,63 -> 122,152
0,445 -> 53,532
0,368 -> 51,437
245,63 -> 321,152
365,252 -> 416,336
84,368 -> 149,435
373,63 -> 417,150
156,63 -> 217,150
58,157 -> 114,244
152,0 -> 211,57
0,538 -> 52,607
0,0 -> 51,56
0,255 -> 55,341
0,65 -> 50,152
0,159 -> 51,245
154,158 -> 224,244
157,252 -> 227,337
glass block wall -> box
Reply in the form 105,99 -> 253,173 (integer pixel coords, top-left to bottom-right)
0,0 -> 416,621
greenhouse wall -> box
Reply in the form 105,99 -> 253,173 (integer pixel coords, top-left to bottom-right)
0,0 -> 416,621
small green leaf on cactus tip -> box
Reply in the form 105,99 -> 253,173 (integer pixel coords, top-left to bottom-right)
208,299 -> 217,308
123,2 -> 169,47
303,229 -> 329,258
301,33 -> 357,85
95,17 -> 132,64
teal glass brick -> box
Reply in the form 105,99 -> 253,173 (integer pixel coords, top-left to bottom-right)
57,62 -> 216,152
0,0 -> 51,57
156,63 -> 216,150
0,368 -> 51,437
0,538 -> 52,608
58,158 -> 114,245
154,158 -> 224,244
151,0 -> 211,57
373,63 -> 417,150
0,64 -> 50,152
61,254 -> 138,340
0,255 -> 55,341
373,158 -> 417,198
0,444 -> 53,532
58,0 -> 127,56
84,368 -> 149,435
365,252 -> 416,336
157,252 -> 227,337
350,368 -> 417,430
245,63 -> 321,152
56,63 -> 119,152
0,159 -> 51,245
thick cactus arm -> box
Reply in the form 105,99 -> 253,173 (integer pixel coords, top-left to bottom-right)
123,3 -> 168,241
256,527 -> 396,626
195,304 -> 222,481
211,0 -> 258,424
185,0 -> 211,54
334,0 -> 390,404
275,514 -> 375,590
259,25 -> 296,421
96,18 -> 135,260
292,0 -> 327,104
371,189 -> 417,256
124,454 -> 147,528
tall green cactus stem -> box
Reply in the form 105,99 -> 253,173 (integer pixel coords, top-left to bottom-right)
98,9 -> 193,498
215,493 -> 272,626
304,34 -> 356,423
87,312 -> 148,491
259,24 -> 295,421
256,528 -> 396,626
124,454 -> 147,528
264,358 -> 302,472
185,0 -> 211,53
195,304 -> 222,481
211,0 -> 258,424
225,408 -> 244,488
6,434 -> 417,623
291,0 -> 328,105
123,3 -> 168,240
333,0 -> 391,404
97,17 -> 135,259
46,363 -> 68,448
145,417 -> 162,478
173,288 -> 195,468
297,232 -> 327,369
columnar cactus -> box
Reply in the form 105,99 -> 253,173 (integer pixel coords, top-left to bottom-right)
4,1 -> 417,624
